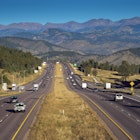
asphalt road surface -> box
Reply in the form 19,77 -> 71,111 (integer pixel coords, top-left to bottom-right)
0,63 -> 54,140
63,63 -> 140,140
0,62 -> 140,140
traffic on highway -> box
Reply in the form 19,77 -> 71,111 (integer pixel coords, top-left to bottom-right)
63,62 -> 140,140
0,62 -> 140,140
0,63 -> 54,140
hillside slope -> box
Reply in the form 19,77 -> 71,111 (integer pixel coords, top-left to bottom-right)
99,49 -> 140,65
1,37 -> 140,65
0,37 -> 71,56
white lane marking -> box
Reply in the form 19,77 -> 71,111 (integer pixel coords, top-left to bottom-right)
127,102 -> 131,105
127,113 -> 131,117
124,95 -> 140,103
135,95 -> 140,98
0,97 -> 9,101
137,119 -> 140,122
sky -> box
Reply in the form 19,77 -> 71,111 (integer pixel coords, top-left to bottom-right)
0,0 -> 140,25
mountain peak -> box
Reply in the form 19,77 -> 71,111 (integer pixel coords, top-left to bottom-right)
117,17 -> 140,25
83,18 -> 113,27
7,22 -> 43,30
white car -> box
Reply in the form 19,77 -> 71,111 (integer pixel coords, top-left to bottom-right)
14,102 -> 26,112
114,94 -> 123,101
73,82 -> 76,86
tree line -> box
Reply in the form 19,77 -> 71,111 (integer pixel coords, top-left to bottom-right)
78,59 -> 140,81
0,46 -> 42,84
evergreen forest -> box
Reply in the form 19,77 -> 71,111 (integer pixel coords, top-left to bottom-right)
79,59 -> 140,81
0,46 -> 42,72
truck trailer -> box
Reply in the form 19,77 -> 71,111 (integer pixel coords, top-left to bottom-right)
33,84 -> 39,91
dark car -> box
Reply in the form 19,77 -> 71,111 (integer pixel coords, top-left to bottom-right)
9,96 -> 18,103
93,88 -> 98,92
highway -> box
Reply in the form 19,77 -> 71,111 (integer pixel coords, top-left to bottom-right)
0,63 -> 54,140
0,62 -> 139,140
62,63 -> 140,140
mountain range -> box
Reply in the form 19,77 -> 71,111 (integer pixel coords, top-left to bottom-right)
0,17 -> 140,65
1,17 -> 140,32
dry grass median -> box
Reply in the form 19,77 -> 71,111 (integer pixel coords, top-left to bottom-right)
28,63 -> 114,140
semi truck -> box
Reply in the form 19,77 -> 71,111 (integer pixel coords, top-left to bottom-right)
82,82 -> 87,89
33,84 -> 39,91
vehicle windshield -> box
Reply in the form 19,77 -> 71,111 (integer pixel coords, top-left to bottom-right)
11,96 -> 17,99
16,103 -> 24,106
117,94 -> 122,96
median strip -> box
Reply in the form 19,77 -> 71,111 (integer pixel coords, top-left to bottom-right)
28,63 -> 113,140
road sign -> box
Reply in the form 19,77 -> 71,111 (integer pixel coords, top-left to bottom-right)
130,81 -> 134,86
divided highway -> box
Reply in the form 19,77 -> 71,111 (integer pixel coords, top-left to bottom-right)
0,62 -> 139,140
0,63 -> 54,140
63,63 -> 140,140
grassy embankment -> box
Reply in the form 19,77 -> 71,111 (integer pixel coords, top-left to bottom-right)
28,63 -> 114,140
71,64 -> 140,94
0,67 -> 43,96
71,64 -> 140,83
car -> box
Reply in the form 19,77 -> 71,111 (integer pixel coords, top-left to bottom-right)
114,94 -> 123,101
9,96 -> 18,103
14,102 -> 26,112
73,82 -> 76,86
93,88 -> 98,92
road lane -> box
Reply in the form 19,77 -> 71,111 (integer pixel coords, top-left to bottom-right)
0,63 -> 55,140
63,62 -> 140,140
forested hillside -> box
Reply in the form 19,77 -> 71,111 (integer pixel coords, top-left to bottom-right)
0,46 -> 42,72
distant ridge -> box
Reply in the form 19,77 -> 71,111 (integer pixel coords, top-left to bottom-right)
0,17 -> 140,32
0,17 -> 140,60
0,37 -> 71,56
